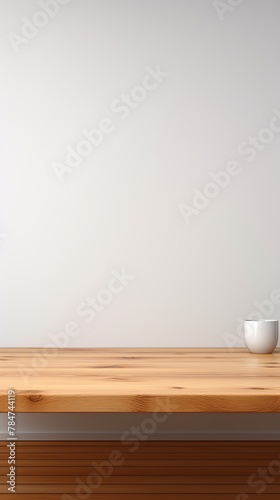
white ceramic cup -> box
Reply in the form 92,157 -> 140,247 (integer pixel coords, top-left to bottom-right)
244,319 -> 278,354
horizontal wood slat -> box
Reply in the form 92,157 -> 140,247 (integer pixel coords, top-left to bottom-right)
2,465 -> 278,476
2,484 -> 280,493
2,475 -> 280,484
1,440 -> 280,498
0,440 -> 279,452
2,452 -> 280,459
5,493 -> 279,500
1,495 -> 280,499
0,439 -> 280,451
2,459 -> 279,466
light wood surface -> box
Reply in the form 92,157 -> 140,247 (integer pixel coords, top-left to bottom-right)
1,348 -> 280,412
1,440 -> 280,498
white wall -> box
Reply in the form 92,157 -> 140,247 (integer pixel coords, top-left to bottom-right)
1,0 -> 280,437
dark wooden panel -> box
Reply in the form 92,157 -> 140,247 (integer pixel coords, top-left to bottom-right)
1,440 -> 280,498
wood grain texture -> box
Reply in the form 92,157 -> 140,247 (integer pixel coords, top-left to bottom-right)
1,348 -> 280,412
1,441 -> 280,498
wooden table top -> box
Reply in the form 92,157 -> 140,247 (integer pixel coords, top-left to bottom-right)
0,348 -> 280,413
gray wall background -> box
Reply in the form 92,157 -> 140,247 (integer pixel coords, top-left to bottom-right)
1,0 -> 280,438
